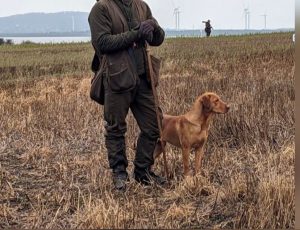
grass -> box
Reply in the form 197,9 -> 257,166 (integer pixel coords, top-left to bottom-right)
0,32 -> 295,228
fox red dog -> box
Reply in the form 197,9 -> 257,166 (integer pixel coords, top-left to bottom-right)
154,92 -> 230,176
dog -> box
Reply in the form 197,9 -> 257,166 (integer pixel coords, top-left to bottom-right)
154,92 -> 230,176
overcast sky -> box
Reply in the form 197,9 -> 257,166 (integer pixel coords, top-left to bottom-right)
0,0 -> 295,29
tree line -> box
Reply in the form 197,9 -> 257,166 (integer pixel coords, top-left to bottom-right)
0,38 -> 14,45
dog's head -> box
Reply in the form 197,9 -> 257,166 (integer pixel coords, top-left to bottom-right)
200,92 -> 230,114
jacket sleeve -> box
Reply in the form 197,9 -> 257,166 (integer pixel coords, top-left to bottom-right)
144,2 -> 165,46
88,2 -> 139,54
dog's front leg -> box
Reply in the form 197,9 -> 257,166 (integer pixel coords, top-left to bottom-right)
195,146 -> 204,174
182,147 -> 192,176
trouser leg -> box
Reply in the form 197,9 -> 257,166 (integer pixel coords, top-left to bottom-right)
103,77 -> 132,175
130,75 -> 160,175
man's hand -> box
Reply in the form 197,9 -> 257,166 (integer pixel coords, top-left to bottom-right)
146,19 -> 159,30
138,19 -> 160,42
138,20 -> 154,37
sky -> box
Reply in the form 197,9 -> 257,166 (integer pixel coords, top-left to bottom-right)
0,0 -> 295,30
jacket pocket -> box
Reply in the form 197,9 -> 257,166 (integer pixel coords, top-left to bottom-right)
107,50 -> 137,93
108,65 -> 135,92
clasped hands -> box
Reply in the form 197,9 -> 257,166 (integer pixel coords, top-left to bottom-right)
137,19 -> 158,43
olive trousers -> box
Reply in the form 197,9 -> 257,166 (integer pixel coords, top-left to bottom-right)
103,74 -> 160,176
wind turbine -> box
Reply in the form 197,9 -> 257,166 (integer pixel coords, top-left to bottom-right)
170,0 -> 181,30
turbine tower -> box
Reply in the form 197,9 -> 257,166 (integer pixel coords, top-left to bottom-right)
174,8 -> 178,30
244,8 -> 250,30
174,7 -> 180,30
244,8 -> 248,30
247,11 -> 250,30
260,14 -> 267,30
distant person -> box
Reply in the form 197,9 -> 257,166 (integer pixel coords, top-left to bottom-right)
202,20 -> 213,37
292,33 -> 295,43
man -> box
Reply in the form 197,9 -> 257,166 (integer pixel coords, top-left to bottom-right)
202,19 -> 213,37
88,0 -> 166,191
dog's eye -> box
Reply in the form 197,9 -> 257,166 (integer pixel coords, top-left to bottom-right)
215,99 -> 219,102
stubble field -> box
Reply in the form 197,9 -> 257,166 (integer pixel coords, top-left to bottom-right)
0,33 -> 295,228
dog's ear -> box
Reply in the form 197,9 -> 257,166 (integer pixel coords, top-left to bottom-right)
202,95 -> 212,111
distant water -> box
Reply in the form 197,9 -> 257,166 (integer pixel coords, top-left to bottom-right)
3,36 -> 91,44
2,29 -> 294,44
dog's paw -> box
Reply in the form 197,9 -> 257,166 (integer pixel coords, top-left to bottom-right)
184,170 -> 194,177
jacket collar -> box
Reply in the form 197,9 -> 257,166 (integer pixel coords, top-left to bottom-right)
118,0 -> 132,6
